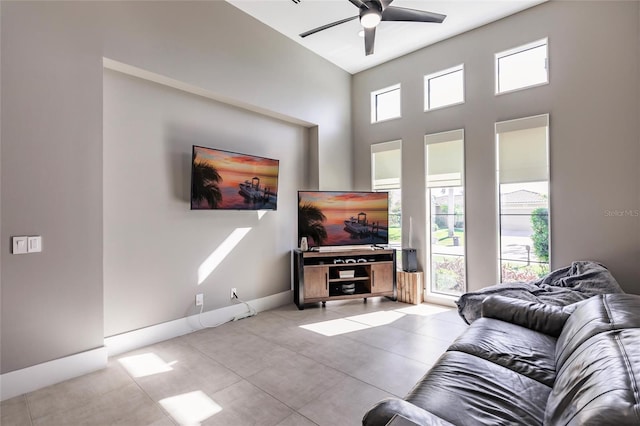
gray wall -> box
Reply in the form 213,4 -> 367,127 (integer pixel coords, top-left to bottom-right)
103,70 -> 305,336
1,1 -> 351,373
352,1 -> 640,293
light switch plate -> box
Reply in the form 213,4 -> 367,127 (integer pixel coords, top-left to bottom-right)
28,236 -> 42,253
12,236 -> 28,254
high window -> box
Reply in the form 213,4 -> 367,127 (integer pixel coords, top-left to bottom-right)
424,64 -> 464,111
425,130 -> 466,296
496,114 -> 550,282
371,141 -> 402,264
371,84 -> 401,123
495,38 -> 548,94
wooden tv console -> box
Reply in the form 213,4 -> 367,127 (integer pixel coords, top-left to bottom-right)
293,248 -> 397,310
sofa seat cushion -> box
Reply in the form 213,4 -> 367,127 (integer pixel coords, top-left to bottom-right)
362,398 -> 455,426
449,317 -> 558,387
405,351 -> 551,426
545,328 -> 640,425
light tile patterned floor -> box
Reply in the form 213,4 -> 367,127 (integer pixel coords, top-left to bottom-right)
1,299 -> 468,426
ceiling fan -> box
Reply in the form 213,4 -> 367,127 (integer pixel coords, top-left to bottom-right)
299,0 -> 446,56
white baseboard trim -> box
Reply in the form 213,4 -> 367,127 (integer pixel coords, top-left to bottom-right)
0,290 -> 292,401
0,347 -> 108,401
105,290 -> 292,357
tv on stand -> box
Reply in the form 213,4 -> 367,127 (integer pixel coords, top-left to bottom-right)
297,190 -> 389,251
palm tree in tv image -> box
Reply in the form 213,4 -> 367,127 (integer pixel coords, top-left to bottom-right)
298,201 -> 327,246
192,161 -> 223,208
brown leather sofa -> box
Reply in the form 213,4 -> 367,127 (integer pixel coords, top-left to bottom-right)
362,293 -> 640,425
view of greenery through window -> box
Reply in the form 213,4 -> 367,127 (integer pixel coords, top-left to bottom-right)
430,187 -> 465,295
387,189 -> 402,250
499,181 -> 550,282
426,134 -> 466,297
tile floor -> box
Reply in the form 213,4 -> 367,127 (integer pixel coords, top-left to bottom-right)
1,298 -> 468,426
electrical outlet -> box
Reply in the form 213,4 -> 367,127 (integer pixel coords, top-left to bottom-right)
195,293 -> 204,307
231,288 -> 237,299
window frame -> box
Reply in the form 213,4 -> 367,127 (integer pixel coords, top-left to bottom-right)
495,114 -> 551,283
425,129 -> 467,298
495,38 -> 549,95
424,64 -> 465,111
371,84 -> 401,123
371,140 -> 402,267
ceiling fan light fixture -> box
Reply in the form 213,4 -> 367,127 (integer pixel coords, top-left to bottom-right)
360,8 -> 382,29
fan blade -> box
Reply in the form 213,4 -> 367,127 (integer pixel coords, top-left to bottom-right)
299,15 -> 358,38
348,0 -> 367,8
364,27 -> 376,56
382,6 -> 446,23
380,0 -> 394,10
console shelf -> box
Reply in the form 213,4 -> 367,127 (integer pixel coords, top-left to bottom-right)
293,248 -> 397,310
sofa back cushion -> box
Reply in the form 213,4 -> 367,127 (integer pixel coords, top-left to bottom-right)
546,294 -> 640,425
555,294 -> 640,369
545,329 -> 640,425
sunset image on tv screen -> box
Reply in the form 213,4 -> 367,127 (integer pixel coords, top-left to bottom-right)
298,191 -> 389,247
191,146 -> 279,210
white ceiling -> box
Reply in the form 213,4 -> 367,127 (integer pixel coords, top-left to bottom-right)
226,0 -> 546,74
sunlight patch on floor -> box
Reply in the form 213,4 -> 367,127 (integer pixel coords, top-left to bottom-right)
395,304 -> 451,316
346,310 -> 406,327
159,391 -> 222,425
299,318 -> 371,336
118,353 -> 177,378
299,303 -> 454,336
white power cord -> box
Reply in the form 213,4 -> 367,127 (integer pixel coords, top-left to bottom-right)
196,294 -> 257,329
232,294 -> 257,321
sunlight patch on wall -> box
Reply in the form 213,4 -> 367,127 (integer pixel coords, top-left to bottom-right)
159,391 -> 222,425
257,210 -> 268,220
198,227 -> 252,285
118,353 -> 177,378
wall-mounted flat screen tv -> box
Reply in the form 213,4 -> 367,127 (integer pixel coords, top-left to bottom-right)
298,191 -> 389,248
191,145 -> 279,210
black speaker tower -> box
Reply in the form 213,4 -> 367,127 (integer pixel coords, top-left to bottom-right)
402,248 -> 417,272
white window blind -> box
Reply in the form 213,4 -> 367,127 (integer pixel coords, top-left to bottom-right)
496,114 -> 549,184
372,140 -> 401,190
425,130 -> 464,188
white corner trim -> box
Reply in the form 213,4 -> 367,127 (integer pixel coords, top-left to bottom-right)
105,290 -> 292,357
0,290 -> 292,401
0,347 -> 108,401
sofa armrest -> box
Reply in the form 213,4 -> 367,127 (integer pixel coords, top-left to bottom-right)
362,398 -> 454,426
481,295 -> 573,337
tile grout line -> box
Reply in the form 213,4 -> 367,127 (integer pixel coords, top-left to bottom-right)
174,333 -> 319,425
24,393 -> 35,426
113,356 -> 178,425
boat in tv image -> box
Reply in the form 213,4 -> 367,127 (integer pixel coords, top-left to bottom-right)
298,191 -> 389,248
191,145 -> 279,210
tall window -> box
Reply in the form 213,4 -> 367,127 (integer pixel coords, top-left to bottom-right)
425,130 -> 465,296
371,84 -> 401,123
424,64 -> 464,111
496,114 -> 550,282
495,38 -> 548,94
371,141 -> 402,263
